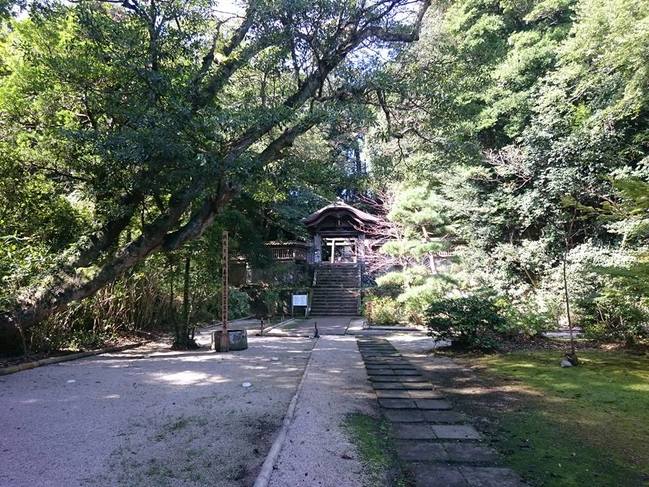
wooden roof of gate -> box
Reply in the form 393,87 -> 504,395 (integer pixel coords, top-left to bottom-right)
303,201 -> 379,230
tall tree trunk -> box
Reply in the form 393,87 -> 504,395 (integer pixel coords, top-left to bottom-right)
172,254 -> 198,350
182,255 -> 191,339
169,259 -> 178,342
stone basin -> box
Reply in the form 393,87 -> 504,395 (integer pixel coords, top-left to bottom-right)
211,329 -> 248,352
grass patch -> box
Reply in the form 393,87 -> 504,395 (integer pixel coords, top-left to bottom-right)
474,351 -> 649,486
342,413 -> 411,487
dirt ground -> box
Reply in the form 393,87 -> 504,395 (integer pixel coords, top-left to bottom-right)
0,329 -> 314,487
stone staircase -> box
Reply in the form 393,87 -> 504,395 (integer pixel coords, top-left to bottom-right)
310,263 -> 361,316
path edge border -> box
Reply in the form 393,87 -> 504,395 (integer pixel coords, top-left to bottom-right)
253,337 -> 318,487
262,317 -> 296,334
0,342 -> 146,377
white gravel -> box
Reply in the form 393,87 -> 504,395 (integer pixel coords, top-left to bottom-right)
268,334 -> 376,487
0,331 -> 314,487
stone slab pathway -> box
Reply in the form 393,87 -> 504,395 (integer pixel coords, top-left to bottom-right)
357,337 -> 526,487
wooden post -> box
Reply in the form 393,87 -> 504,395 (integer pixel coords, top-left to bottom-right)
313,233 -> 322,263
563,248 -> 577,364
220,230 -> 230,352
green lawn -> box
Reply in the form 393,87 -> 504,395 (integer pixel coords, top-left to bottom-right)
474,351 -> 649,487
342,413 -> 411,487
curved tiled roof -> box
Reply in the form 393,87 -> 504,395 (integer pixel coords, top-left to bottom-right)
303,201 -> 379,228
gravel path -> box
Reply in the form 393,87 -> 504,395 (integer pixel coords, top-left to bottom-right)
0,330 -> 313,487
268,334 -> 376,487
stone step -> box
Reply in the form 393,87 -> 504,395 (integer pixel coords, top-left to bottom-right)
310,310 -> 359,316
316,283 -> 359,286
311,305 -> 359,308
316,267 -> 359,272
316,277 -> 359,281
312,296 -> 359,300
311,305 -> 358,309
316,276 -> 359,279
312,294 -> 359,299
312,294 -> 359,298
315,282 -> 360,287
311,304 -> 359,310
312,299 -> 359,303
312,289 -> 360,294
317,275 -> 359,278
396,441 -> 498,463
316,269 -> 359,273
311,298 -> 359,303
312,263 -> 361,314
316,268 -> 359,272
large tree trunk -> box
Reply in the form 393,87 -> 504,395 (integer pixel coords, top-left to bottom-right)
0,191 -> 227,355
172,254 -> 197,350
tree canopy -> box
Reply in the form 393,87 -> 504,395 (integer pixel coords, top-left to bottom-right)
0,0 -> 431,352
364,0 -> 649,344
2,0 -> 649,353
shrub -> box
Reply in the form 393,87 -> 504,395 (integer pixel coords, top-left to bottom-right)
260,288 -> 280,317
365,296 -> 404,326
578,289 -> 649,344
66,329 -> 113,352
375,271 -> 406,288
496,297 -> 553,338
244,285 -> 282,318
398,276 -> 455,326
425,295 -> 507,350
228,288 -> 251,319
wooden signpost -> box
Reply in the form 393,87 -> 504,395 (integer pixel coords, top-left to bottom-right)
220,230 -> 230,352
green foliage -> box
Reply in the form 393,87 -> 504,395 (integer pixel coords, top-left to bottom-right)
260,289 -> 280,317
397,277 -> 456,326
2,0 -> 648,351
24,267 -> 173,353
375,271 -> 407,290
426,295 -> 507,350
365,0 -> 649,345
579,289 -> 648,344
0,0 -> 426,354
245,286 -> 284,318
497,298 -> 554,338
224,288 -> 251,321
369,182 -> 458,327
365,296 -> 404,326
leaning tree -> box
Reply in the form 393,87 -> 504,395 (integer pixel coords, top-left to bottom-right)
0,0 -> 431,352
